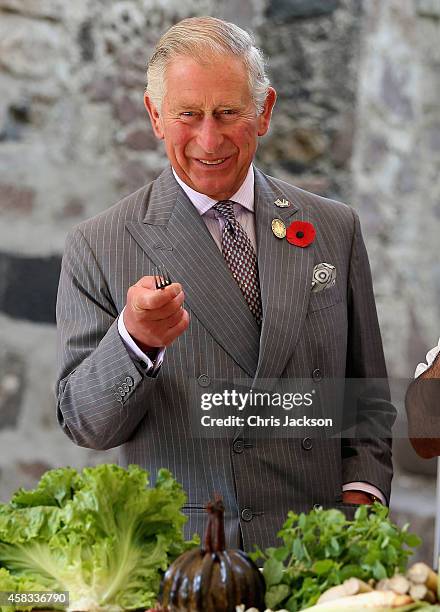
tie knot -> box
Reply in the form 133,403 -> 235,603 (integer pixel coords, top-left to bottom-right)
214,200 -> 236,221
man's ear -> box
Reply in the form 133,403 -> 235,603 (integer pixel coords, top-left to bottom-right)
257,87 -> 277,137
144,93 -> 164,139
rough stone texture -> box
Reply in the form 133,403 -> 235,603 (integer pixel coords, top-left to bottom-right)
0,0 -> 439,561
0,315 -> 118,502
118,127 -> 157,150
0,252 -> 61,323
0,14 -> 68,79
0,0 -> 64,21
352,0 -> 440,378
415,0 -> 440,18
390,465 -> 438,565
0,350 -> 25,430
256,0 -> 363,201
18,460 -> 52,480
0,184 -> 35,213
266,0 -> 339,21
351,4 -> 440,563
57,196 -> 86,220
113,94 -> 145,125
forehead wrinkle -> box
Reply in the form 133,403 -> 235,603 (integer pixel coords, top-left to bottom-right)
167,92 -> 249,113
163,54 -> 252,109
170,98 -> 246,111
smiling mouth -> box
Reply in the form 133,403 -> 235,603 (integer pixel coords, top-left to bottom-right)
197,158 -> 226,165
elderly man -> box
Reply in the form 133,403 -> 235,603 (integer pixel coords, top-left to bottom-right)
407,340 -> 440,458
56,16 -> 394,550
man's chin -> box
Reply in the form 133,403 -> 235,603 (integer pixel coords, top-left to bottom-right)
187,168 -> 248,199
186,175 -> 236,200
197,186 -> 234,200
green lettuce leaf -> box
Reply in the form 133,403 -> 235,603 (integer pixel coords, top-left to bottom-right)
0,464 -> 199,611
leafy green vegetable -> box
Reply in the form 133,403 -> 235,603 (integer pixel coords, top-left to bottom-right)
0,464 -> 199,611
250,503 -> 421,612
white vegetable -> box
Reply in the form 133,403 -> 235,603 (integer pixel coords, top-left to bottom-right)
407,562 -> 438,592
236,607 -> 289,612
302,590 -> 412,610
318,577 -> 373,603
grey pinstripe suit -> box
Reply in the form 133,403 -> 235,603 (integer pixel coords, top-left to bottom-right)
56,166 -> 394,551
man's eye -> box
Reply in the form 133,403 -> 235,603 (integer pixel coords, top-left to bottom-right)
218,109 -> 238,120
180,112 -> 196,117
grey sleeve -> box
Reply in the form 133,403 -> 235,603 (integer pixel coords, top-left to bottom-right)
341,209 -> 396,503
56,227 -> 157,450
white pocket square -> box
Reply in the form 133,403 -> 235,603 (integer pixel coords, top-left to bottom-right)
311,263 -> 336,293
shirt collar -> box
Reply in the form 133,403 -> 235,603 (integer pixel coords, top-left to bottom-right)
171,165 -> 255,216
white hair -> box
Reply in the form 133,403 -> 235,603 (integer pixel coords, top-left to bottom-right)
146,16 -> 270,114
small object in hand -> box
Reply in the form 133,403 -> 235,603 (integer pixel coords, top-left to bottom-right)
154,266 -> 172,290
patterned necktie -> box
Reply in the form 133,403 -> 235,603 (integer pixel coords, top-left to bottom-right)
213,200 -> 263,326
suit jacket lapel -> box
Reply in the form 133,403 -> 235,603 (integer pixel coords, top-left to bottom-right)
253,169 -> 316,383
126,167 -> 260,377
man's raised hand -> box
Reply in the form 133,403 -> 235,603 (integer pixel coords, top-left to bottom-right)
124,276 -> 189,352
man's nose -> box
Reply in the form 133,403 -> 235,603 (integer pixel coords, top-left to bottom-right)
196,115 -> 224,153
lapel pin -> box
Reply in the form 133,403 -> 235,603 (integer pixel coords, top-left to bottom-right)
271,218 -> 286,239
274,198 -> 290,208
286,221 -> 316,247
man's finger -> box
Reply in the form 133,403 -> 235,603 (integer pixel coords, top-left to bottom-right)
141,309 -> 189,348
165,307 -> 187,329
134,276 -> 156,290
131,282 -> 182,311
162,310 -> 190,346
145,290 -> 185,321
134,275 -> 182,296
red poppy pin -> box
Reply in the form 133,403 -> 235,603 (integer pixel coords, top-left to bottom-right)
286,220 -> 316,247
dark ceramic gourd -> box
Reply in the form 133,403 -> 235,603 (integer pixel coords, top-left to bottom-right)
159,496 -> 266,611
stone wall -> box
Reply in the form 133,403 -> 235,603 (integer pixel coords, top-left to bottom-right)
353,0 -> 440,378
352,0 -> 440,564
0,0 -> 439,561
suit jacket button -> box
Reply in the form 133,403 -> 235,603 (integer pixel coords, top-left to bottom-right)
233,439 -> 245,454
122,382 -> 129,393
302,437 -> 313,450
198,374 -> 211,387
312,368 -> 322,382
241,507 -> 253,522
117,386 -> 126,396
125,376 -> 134,387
